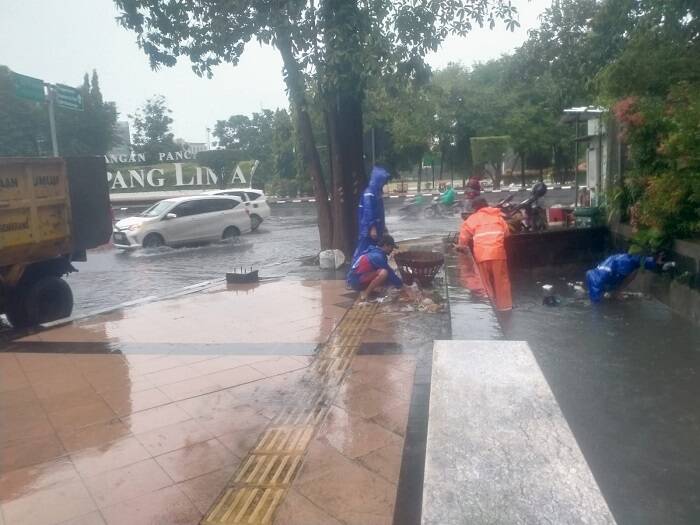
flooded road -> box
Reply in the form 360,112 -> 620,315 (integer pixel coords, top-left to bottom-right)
504,268 -> 700,525
69,201 -> 460,315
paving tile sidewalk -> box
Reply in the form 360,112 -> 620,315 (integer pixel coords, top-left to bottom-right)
0,279 -> 444,525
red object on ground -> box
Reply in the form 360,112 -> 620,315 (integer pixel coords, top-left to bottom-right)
548,207 -> 567,222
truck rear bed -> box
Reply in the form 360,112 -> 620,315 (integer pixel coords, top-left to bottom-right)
0,158 -> 71,267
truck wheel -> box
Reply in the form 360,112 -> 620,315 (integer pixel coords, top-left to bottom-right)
23,276 -> 74,326
5,294 -> 29,329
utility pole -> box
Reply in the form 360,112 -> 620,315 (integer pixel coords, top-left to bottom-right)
46,85 -> 59,157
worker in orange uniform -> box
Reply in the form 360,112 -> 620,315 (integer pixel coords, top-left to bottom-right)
454,197 -> 512,311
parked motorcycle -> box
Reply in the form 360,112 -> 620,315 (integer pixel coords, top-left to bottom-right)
496,183 -> 549,233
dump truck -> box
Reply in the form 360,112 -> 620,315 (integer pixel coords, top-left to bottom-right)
0,157 -> 112,328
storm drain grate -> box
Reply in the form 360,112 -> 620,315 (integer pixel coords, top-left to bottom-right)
201,302 -> 377,525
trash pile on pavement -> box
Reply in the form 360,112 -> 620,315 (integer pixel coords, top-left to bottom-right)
376,283 -> 446,313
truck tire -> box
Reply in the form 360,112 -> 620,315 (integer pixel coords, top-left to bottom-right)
23,276 -> 74,326
5,294 -> 29,329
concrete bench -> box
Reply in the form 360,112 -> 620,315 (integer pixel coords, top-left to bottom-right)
422,340 -> 616,525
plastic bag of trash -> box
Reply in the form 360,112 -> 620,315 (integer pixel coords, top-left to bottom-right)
319,249 -> 345,270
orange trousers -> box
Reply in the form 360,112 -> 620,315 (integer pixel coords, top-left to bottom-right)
477,259 -> 513,311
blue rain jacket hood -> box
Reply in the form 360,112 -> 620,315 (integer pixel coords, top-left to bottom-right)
351,166 -> 390,263
586,253 -> 657,302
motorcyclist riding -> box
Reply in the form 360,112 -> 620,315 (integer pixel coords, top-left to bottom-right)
440,185 -> 456,207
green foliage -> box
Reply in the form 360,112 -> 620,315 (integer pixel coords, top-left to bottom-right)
196,150 -> 243,189
213,108 -> 298,189
55,71 -> 118,156
470,136 -> 510,167
609,80 -> 700,241
0,66 -> 47,155
0,66 -> 117,156
630,227 -> 670,254
636,172 -> 700,240
129,95 -> 175,158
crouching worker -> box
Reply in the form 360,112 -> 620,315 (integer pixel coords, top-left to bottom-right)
454,197 -> 512,311
585,252 -> 672,303
347,235 -> 403,300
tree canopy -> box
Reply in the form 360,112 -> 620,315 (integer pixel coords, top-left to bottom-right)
129,95 -> 176,158
114,0 -> 518,255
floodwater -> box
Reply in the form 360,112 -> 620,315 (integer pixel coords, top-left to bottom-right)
71,189 -> 575,315
69,201 -> 460,315
503,267 -> 700,524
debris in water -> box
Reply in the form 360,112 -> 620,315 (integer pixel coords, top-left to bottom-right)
380,283 -> 445,313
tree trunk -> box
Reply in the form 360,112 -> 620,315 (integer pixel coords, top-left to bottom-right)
494,163 -> 502,190
520,153 -> 526,189
417,162 -> 422,192
325,91 -> 364,258
439,146 -> 445,182
276,31 -> 332,249
318,0 -> 366,258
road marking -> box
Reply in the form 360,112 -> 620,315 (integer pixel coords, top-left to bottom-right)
201,302 -> 378,525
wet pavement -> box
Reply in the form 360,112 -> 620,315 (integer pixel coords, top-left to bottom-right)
502,268 -> 700,525
0,274 -> 449,525
2,190 -> 700,524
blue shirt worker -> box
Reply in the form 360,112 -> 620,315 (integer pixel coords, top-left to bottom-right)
347,235 -> 403,300
352,165 -> 390,264
585,253 -> 659,303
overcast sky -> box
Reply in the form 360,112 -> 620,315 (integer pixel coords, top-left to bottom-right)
0,0 -> 551,143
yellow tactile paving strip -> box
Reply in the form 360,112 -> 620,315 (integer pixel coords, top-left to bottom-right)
201,302 -> 378,525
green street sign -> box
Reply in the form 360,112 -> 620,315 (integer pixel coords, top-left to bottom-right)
54,84 -> 83,111
11,72 -> 45,103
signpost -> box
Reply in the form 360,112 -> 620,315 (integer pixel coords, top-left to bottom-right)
54,84 -> 83,111
11,72 -> 45,103
9,70 -> 84,157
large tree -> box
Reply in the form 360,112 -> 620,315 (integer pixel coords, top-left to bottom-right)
114,0 -> 517,256
212,108 -> 299,190
129,95 -> 176,159
56,70 -> 119,156
0,66 -> 48,155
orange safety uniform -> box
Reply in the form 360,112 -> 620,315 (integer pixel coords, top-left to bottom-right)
458,207 -> 513,311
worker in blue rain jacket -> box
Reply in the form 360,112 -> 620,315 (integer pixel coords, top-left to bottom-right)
347,235 -> 403,300
585,252 -> 673,303
351,165 -> 391,264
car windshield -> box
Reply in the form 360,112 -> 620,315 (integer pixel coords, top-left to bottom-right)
140,201 -> 172,217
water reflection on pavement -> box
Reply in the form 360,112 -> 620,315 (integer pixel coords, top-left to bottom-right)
69,203 -> 460,316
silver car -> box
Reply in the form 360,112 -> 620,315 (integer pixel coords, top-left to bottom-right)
112,195 -> 250,249
207,188 -> 271,231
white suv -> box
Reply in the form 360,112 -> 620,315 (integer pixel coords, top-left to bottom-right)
207,188 -> 271,231
112,195 -> 251,249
